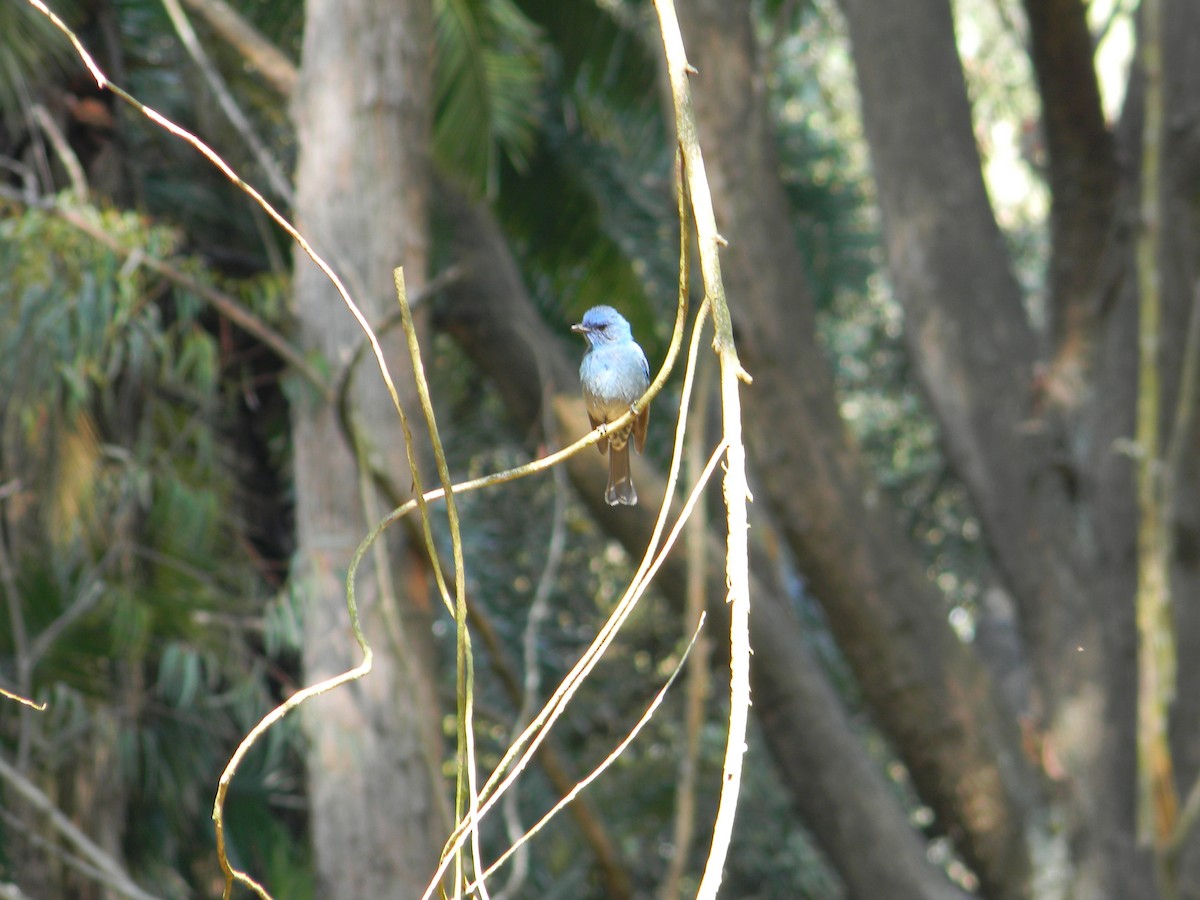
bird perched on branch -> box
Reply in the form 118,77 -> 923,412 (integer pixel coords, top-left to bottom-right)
572,305 -> 650,506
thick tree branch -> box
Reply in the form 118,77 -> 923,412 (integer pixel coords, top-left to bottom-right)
179,0 -> 298,98
838,0 -> 1034,501
838,0 -> 1099,727
1022,0 -> 1118,367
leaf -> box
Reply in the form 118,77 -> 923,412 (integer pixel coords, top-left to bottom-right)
434,0 -> 546,195
513,0 -> 658,111
48,409 -> 103,548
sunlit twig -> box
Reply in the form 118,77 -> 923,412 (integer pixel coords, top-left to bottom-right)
652,3 -> 753,897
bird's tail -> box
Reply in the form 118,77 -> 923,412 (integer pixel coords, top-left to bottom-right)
606,443 -> 637,506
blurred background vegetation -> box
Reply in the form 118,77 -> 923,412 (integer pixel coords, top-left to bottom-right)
0,0 -> 1138,897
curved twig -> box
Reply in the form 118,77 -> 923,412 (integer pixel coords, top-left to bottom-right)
652,3 -> 753,897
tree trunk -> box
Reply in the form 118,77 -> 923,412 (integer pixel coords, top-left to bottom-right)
673,1 -> 1041,896
291,0 -> 444,896
837,0 -> 1134,893
836,0 -> 1200,894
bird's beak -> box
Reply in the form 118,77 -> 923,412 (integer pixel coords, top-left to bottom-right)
571,323 -> 588,335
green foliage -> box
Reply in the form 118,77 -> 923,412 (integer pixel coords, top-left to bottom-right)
515,0 -> 658,112
223,0 -> 305,60
0,200 -> 306,896
0,0 -> 82,119
766,3 -> 877,314
434,0 -> 546,195
493,123 -> 669,342
468,1 -> 674,359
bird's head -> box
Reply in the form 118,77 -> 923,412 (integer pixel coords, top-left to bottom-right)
571,305 -> 632,348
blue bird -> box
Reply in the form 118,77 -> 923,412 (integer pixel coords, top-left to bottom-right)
572,306 -> 651,506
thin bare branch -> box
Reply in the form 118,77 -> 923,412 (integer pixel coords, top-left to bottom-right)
391,268 -> 486,898
28,104 -> 87,198
493,383 -> 570,900
434,435 -> 728,898
472,614 -> 708,890
0,756 -> 163,900
0,688 -> 45,711
662,343 -> 715,900
1133,0 -> 1178,859
180,0 -> 298,97
422,238 -> 704,898
160,0 -> 293,201
652,3 -> 752,896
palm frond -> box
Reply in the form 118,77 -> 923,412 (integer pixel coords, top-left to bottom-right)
434,0 -> 546,195
513,0 -> 658,114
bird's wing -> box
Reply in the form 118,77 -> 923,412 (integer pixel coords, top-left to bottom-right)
633,404 -> 649,454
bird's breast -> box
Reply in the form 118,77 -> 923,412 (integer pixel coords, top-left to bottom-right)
580,348 -> 647,419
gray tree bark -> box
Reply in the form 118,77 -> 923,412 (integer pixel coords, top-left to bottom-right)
291,0 -> 444,896
839,0 -> 1200,895
674,1 -> 1041,896
838,0 -> 1148,894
